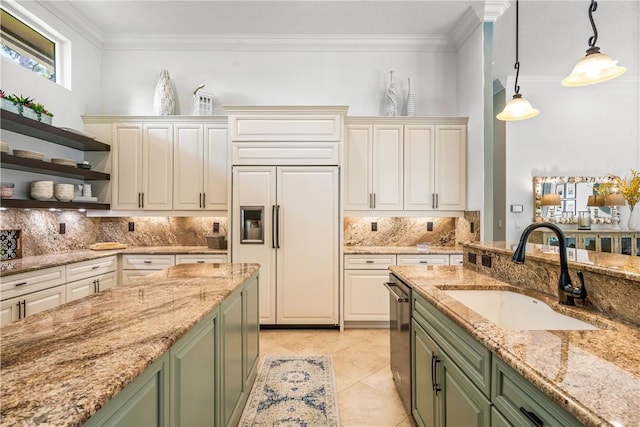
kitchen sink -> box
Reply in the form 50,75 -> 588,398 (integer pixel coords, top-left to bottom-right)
444,290 -> 599,330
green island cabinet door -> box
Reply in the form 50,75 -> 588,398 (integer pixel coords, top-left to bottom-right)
83,355 -> 170,427
169,311 -> 218,426
221,287 -> 245,427
243,275 -> 260,390
412,319 -> 439,427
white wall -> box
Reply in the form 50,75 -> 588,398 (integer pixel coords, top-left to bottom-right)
0,1 -> 103,129
99,49 -> 459,116
493,1 -> 640,242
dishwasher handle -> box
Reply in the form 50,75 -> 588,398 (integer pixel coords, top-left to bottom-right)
384,282 -> 409,303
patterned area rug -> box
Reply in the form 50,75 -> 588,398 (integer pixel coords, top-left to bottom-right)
239,355 -> 340,426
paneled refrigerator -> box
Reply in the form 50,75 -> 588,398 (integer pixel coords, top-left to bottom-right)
231,166 -> 339,325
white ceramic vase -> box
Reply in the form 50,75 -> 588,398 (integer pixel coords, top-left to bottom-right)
385,71 -> 399,117
153,69 -> 175,115
406,77 -> 416,116
628,203 -> 640,230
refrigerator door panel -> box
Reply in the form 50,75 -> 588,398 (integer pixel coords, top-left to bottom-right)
276,166 -> 339,324
232,166 -> 277,324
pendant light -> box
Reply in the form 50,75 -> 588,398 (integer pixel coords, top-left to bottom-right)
562,0 -> 626,87
497,0 -> 539,121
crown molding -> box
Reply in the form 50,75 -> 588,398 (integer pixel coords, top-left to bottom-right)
484,0 -> 511,22
100,33 -> 456,52
36,0 -> 104,48
451,6 -> 482,50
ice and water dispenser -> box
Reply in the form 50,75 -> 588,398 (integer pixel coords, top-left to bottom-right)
240,206 -> 264,244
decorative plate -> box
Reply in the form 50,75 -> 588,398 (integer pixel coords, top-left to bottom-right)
0,229 -> 22,260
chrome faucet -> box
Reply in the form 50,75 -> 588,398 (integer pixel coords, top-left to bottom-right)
512,223 -> 587,306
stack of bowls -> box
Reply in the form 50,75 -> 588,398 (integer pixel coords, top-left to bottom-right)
53,183 -> 75,202
30,181 -> 54,201
1,183 -> 14,199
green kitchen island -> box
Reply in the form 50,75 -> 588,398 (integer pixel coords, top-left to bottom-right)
0,262 -> 260,427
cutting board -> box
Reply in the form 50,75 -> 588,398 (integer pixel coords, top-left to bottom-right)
89,242 -> 128,250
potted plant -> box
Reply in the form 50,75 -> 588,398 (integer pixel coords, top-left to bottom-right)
0,90 -> 21,115
30,102 -> 54,124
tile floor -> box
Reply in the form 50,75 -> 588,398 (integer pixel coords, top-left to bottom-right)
259,328 -> 414,427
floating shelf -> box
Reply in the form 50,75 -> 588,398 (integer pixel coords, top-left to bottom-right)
1,153 -> 110,180
0,109 -> 110,152
0,198 -> 110,210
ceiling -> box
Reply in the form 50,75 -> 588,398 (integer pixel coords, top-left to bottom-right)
37,0 -> 490,49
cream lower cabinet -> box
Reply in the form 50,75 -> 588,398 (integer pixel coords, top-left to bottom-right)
121,254 -> 176,284
343,254 -> 397,322
175,254 -> 228,264
173,123 -> 228,210
66,256 -> 117,302
404,124 -> 467,211
0,266 -> 66,327
112,123 -> 173,210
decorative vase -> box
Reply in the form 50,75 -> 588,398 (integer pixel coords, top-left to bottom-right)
628,203 -> 640,231
406,77 -> 416,116
385,71 -> 399,117
153,69 -> 175,115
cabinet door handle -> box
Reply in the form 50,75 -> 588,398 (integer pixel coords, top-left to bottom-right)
435,193 -> 439,209
141,192 -> 144,208
372,193 -> 376,209
196,260 -> 205,263
519,407 -> 544,427
272,205 -> 276,249
419,260 -> 429,264
275,205 -> 281,249
138,192 -> 141,208
91,265 -> 100,270
202,192 -> 206,208
143,260 -> 153,264
431,353 -> 441,394
21,300 -> 26,319
16,301 -> 22,319
14,281 -> 27,287
365,260 -> 374,264
432,193 -> 435,209
369,193 -> 372,209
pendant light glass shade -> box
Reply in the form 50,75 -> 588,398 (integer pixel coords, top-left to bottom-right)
497,94 -> 540,121
562,47 -> 627,87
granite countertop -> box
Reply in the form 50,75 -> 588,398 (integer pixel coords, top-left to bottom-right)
0,262 -> 260,427
344,245 -> 464,255
389,265 -> 640,427
0,246 -> 228,276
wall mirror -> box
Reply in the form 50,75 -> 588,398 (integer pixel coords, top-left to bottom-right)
533,176 -> 618,224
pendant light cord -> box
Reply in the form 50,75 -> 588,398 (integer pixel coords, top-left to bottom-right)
588,0 -> 599,47
513,0 -> 521,95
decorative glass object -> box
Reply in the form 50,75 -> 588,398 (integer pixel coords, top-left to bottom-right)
385,71 -> 399,117
406,77 -> 416,116
628,203 -> 640,231
153,69 -> 175,115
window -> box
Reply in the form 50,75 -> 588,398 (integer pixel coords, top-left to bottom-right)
1,9 -> 56,81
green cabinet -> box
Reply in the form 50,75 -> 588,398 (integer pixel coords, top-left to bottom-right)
170,312 -> 218,427
85,272 -> 259,427
411,296 -> 491,427
84,355 -> 169,427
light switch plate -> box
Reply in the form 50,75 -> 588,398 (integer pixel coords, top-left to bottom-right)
510,204 -> 524,213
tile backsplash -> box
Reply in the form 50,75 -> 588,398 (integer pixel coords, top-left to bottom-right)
0,209 -> 227,257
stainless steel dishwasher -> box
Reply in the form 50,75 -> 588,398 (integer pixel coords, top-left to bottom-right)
385,274 -> 412,416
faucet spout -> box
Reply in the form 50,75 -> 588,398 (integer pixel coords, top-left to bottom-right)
512,223 -> 587,306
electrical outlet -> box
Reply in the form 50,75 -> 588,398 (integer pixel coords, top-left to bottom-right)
427,221 -> 433,231
128,222 -> 135,232
59,223 -> 66,234
468,253 -> 477,264
371,222 -> 377,232
470,222 -> 475,233
481,254 -> 492,268
213,222 -> 220,233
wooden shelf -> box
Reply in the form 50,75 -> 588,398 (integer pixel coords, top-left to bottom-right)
0,198 -> 110,210
1,153 -> 110,180
0,109 -> 110,152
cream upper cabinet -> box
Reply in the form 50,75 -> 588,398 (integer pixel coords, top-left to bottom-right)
404,123 -> 467,211
173,124 -> 228,210
112,123 -> 173,210
344,123 -> 403,211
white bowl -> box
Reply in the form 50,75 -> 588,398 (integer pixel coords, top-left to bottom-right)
30,181 -> 53,201
54,183 -> 75,202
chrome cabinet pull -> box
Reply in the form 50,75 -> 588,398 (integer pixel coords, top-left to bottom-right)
383,282 -> 407,303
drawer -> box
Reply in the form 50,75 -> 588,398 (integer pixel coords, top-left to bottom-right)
492,357 -> 582,427
229,114 -> 342,142
122,254 -> 175,270
344,254 -> 396,270
397,254 -> 449,266
175,254 -> 228,264
66,256 -> 117,282
449,254 -> 464,265
66,271 -> 117,302
0,266 -> 66,301
413,292 -> 492,397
